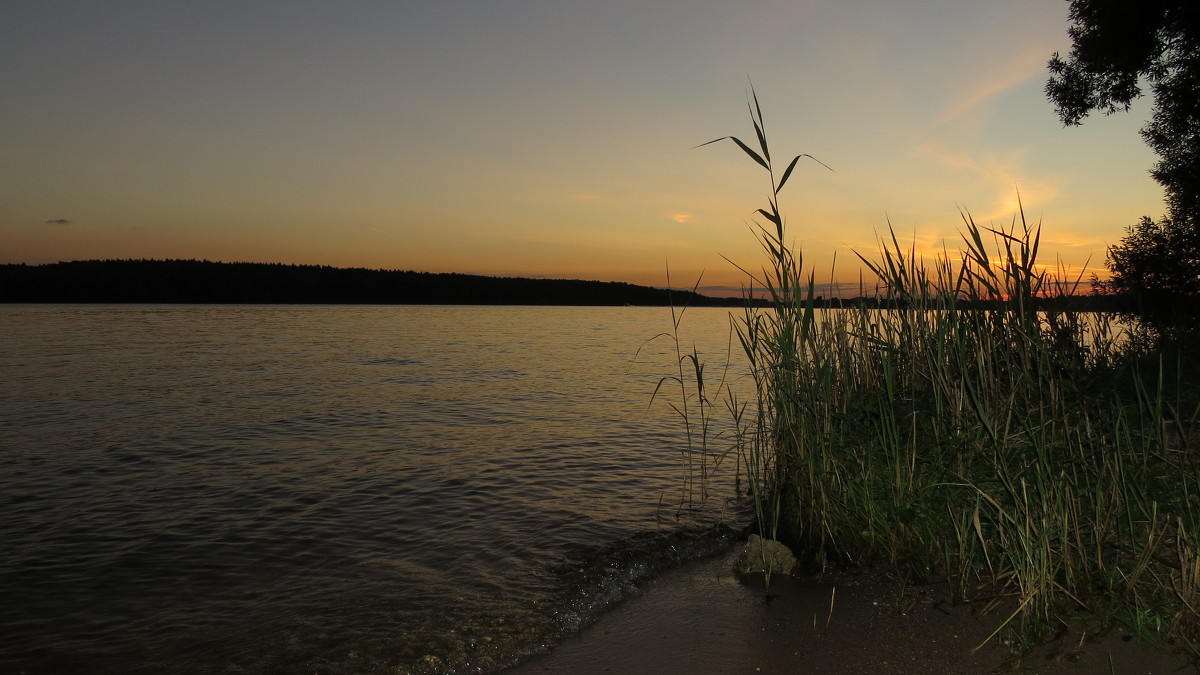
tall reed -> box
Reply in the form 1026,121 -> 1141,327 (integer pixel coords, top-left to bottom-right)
646,270 -> 738,514
704,92 -> 1200,653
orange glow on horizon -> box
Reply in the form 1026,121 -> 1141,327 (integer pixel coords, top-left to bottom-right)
0,1 -> 1167,297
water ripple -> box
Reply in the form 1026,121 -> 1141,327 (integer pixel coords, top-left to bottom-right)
0,305 -> 750,674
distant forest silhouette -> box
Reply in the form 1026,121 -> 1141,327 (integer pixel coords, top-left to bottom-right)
0,259 -> 760,306
1,259 -> 1127,311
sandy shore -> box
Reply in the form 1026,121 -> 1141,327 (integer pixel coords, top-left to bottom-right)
507,549 -> 1197,675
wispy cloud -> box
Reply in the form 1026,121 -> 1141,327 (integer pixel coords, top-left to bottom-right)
668,212 -> 693,223
1042,233 -> 1109,250
933,48 -> 1047,127
915,143 -> 1062,221
43,218 -> 73,225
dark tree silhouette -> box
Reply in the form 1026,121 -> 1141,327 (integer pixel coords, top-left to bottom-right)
1046,0 -> 1200,222
1095,215 -> 1200,324
1047,1 -> 1200,324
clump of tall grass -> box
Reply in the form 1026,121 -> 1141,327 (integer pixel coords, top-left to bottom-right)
707,92 -> 1200,654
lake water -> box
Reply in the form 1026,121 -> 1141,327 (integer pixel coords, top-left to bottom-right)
0,305 -> 752,674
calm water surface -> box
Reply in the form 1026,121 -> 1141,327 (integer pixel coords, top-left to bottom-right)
0,305 -> 750,674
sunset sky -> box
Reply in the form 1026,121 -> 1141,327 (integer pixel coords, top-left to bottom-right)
1,1 -> 1168,295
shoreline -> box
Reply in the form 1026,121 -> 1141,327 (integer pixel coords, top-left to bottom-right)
506,548 -> 1198,675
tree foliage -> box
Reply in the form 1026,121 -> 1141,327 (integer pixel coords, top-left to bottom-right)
1048,1 -> 1200,325
1095,215 -> 1200,324
1046,0 -> 1200,221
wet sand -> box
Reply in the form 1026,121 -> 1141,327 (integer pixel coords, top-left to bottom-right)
508,549 -> 1197,675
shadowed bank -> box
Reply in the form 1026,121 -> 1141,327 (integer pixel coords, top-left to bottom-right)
509,548 -> 1197,674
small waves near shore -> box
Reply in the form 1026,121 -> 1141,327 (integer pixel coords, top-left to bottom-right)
0,304 -> 750,674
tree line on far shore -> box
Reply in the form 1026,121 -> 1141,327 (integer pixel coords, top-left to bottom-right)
0,258 -> 1150,313
0,259 -> 764,307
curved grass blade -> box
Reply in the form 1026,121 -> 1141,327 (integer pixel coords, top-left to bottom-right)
776,154 -> 836,195
697,135 -> 769,171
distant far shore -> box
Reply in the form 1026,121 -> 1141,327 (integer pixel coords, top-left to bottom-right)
0,259 -> 758,307
0,259 -> 1126,311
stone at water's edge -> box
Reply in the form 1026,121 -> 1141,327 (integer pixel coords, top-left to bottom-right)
733,534 -> 797,575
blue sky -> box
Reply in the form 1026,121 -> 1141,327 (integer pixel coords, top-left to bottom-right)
1,1 -> 1166,293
